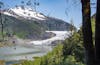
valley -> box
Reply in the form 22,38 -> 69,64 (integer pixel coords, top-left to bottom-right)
0,31 -> 70,65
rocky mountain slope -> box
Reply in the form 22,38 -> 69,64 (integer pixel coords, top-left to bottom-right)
0,6 -> 74,40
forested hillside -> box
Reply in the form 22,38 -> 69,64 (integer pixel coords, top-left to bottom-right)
0,11 -> 72,40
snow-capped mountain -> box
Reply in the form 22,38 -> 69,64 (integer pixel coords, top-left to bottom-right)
0,6 -> 74,40
3,6 -> 46,20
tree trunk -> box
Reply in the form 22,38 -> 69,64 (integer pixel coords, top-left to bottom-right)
1,22 -> 4,41
0,13 -> 4,41
81,0 -> 95,65
95,0 -> 100,64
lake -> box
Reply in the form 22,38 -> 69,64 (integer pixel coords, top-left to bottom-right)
0,45 -> 52,65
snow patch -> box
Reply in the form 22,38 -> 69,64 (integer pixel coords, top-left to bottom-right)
3,12 -> 13,16
29,31 -> 70,45
3,6 -> 46,20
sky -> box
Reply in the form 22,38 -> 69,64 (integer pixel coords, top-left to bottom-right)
0,0 -> 96,28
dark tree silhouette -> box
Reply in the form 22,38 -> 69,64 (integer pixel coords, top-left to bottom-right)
95,0 -> 100,64
81,0 -> 95,65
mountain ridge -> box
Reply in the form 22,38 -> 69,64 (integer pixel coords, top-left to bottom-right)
0,6 -> 74,40
3,6 -> 46,20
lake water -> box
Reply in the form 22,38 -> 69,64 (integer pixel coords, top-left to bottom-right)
0,45 -> 52,65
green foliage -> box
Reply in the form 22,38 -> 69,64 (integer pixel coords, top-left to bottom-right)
63,55 -> 84,65
91,17 -> 95,33
63,30 -> 85,63
14,30 -> 85,65
91,15 -> 95,43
